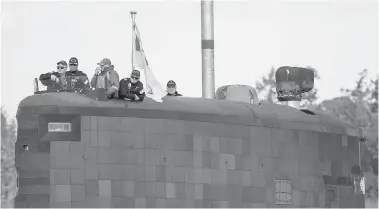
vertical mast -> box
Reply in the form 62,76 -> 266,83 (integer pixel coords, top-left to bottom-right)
130,11 -> 137,71
201,0 -> 215,99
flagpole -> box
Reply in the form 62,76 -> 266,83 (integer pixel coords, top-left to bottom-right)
201,0 -> 215,99
130,11 -> 137,71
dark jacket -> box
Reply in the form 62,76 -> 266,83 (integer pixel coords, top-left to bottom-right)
90,65 -> 119,97
39,72 -> 67,91
119,78 -> 145,101
167,91 -> 182,96
64,70 -> 90,92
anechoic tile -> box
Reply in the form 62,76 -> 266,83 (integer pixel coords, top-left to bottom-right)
155,182 -> 166,198
194,151 -> 202,167
119,165 -> 135,181
207,184 -> 228,201
298,130 -> 319,146
166,198 -> 186,208
219,153 -> 235,169
185,183 -> 196,199
70,153 -> 84,169
133,165 -> 145,181
120,117 -> 134,132
175,183 -> 186,199
71,201 -> 87,208
98,164 -> 121,180
243,186 -> 265,203
54,154 -> 70,169
84,147 -> 97,163
98,147 -> 120,164
227,169 -> 243,186
248,203 -> 267,208
120,149 -> 139,165
71,169 -> 84,184
111,197 -> 135,208
120,181 -> 135,197
51,142 -> 69,156
135,198 -> 146,208
97,116 -> 110,131
166,182 -> 176,198
195,184 -> 203,200
50,201 -> 71,208
90,116 -> 97,130
194,168 -> 203,184
145,149 -> 165,166
134,181 -> 146,197
210,137 -> 220,153
83,197 -> 112,208
155,165 -> 166,182
90,130 -> 98,146
145,166 -> 156,181
98,131 -> 111,147
165,150 -> 194,167
210,153 -> 220,169
51,169 -> 70,185
292,189 -> 305,207
250,172 -> 266,188
81,116 -> 91,130
250,126 -> 270,156
144,181 -> 156,198
202,168 -> 211,184
210,169 -> 227,185
54,185 -> 71,202
99,180 -> 111,197
194,134 -> 203,151
85,179 -> 99,197
166,166 -> 185,183
71,185 -> 85,202
81,130 -> 91,145
156,198 -> 167,208
202,152 -> 212,168
84,163 -> 98,179
69,142 -> 85,154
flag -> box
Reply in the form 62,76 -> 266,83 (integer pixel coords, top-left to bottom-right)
132,23 -> 166,103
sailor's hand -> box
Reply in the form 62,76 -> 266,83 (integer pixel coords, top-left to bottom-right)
124,98 -> 131,101
50,75 -> 59,82
95,67 -> 101,75
135,94 -> 140,100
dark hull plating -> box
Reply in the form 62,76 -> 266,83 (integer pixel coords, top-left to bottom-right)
14,92 -> 365,208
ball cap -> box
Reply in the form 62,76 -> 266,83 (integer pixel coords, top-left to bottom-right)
98,58 -> 111,66
167,80 -> 176,88
57,60 -> 67,66
69,57 -> 78,64
131,70 -> 140,78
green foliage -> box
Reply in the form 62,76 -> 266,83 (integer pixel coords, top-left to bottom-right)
1,107 -> 17,208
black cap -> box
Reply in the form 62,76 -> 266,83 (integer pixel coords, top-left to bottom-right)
131,70 -> 140,78
57,60 -> 67,66
69,57 -> 78,64
167,80 -> 176,88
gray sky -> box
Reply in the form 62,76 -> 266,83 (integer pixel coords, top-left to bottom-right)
1,0 -> 378,117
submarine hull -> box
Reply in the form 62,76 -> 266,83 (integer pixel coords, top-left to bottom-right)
14,93 -> 365,208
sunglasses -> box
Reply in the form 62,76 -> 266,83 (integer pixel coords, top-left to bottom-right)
57,66 -> 66,69
69,64 -> 78,66
131,76 -> 139,80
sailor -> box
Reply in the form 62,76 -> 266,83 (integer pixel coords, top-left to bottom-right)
90,58 -> 120,99
39,60 -> 68,91
119,69 -> 145,101
166,80 -> 182,96
65,57 -> 90,92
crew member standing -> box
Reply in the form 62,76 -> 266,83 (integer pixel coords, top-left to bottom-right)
119,70 -> 145,101
90,58 -> 120,99
65,57 -> 90,92
39,60 -> 68,91
166,80 -> 182,96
